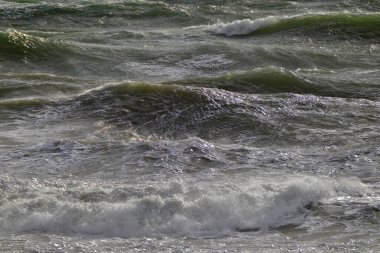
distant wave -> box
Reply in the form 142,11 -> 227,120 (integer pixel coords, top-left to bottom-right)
211,12 -> 380,37
0,29 -> 148,63
0,1 -> 188,20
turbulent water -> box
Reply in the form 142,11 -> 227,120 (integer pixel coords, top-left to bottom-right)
0,0 -> 379,252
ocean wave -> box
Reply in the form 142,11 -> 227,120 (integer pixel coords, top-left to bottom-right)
211,12 -> 380,37
0,176 -> 371,237
0,80 -> 297,143
1,67 -> 376,110
2,77 -> 377,144
59,80 -> 379,143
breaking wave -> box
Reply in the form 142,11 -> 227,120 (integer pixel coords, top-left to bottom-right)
211,13 -> 380,37
0,176 -> 371,237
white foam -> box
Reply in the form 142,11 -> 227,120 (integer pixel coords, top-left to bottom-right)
0,176 -> 371,238
211,17 -> 278,36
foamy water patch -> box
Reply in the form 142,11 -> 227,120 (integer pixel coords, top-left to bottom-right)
0,176 -> 372,238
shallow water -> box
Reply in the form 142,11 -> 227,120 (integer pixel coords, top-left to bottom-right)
0,0 -> 379,252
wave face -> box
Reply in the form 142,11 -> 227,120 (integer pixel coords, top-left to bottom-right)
71,82 -> 264,141
0,176 -> 370,238
212,13 -> 380,37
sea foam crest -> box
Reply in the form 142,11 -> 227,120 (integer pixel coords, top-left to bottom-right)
212,17 -> 278,36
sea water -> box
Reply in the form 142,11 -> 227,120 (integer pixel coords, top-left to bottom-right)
0,0 -> 379,252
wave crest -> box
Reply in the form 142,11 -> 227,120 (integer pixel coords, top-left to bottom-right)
0,29 -> 48,54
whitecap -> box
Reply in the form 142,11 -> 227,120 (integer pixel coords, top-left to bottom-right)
210,17 -> 278,36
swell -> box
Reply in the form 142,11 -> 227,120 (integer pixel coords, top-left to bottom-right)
165,67 -> 379,100
212,12 -> 380,38
0,80 -> 218,110
2,67 -> 377,110
0,1 -> 188,20
2,73 -> 378,144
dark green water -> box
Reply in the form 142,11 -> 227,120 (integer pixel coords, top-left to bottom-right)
0,0 -> 379,252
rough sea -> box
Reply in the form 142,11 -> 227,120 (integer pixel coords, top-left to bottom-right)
0,0 -> 379,252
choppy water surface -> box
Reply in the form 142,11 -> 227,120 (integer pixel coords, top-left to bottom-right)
0,0 -> 379,252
